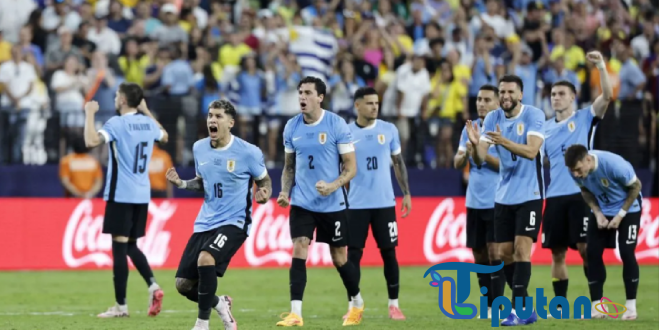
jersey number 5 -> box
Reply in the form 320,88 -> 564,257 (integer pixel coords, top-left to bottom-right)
133,141 -> 148,174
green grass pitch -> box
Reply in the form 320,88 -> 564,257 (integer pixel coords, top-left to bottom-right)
0,265 -> 657,329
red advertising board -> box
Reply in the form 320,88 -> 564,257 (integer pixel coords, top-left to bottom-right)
0,198 -> 657,270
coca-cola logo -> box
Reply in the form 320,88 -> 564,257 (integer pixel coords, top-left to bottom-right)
423,199 -> 473,263
245,201 -> 332,266
614,198 -> 659,261
62,200 -> 175,268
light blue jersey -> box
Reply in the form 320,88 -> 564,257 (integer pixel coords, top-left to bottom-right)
571,150 -> 642,217
193,136 -> 267,234
480,105 -> 546,205
348,120 -> 401,209
284,110 -> 353,213
99,112 -> 164,204
458,118 -> 499,209
544,106 -> 600,198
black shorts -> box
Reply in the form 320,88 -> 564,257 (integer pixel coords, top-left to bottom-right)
290,205 -> 347,247
588,212 -> 641,249
494,199 -> 544,243
102,202 -> 149,238
175,225 -> 247,279
466,208 -> 495,249
347,207 -> 398,249
542,194 -> 590,250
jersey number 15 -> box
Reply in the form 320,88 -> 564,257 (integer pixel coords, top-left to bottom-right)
133,141 -> 148,174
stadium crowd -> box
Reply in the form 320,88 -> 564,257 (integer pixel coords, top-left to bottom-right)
0,0 -> 657,170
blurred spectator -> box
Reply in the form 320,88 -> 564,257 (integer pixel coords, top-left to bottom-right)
23,51 -> 50,166
41,0 -> 82,35
87,14 -> 121,56
0,0 -> 37,44
58,137 -> 103,198
106,0 -> 132,36
0,31 -> 11,64
467,35 -> 498,118
150,4 -> 188,46
18,26 -> 45,70
118,37 -> 150,86
328,58 -> 365,121
0,45 -> 38,164
149,143 -> 174,198
45,27 -> 83,75
50,54 -> 88,156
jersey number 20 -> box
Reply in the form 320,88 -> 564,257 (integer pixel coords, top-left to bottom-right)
366,156 -> 378,170
133,141 -> 148,174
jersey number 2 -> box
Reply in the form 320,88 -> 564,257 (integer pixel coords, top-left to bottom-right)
133,141 -> 148,174
308,155 -> 315,169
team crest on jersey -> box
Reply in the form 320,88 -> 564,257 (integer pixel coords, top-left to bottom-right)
601,178 -> 609,187
319,132 -> 327,144
517,123 -> 525,136
378,134 -> 386,144
227,159 -> 235,172
568,121 -> 576,132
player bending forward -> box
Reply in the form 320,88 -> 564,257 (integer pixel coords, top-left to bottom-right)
467,75 -> 546,326
564,145 -> 641,320
454,85 -> 502,319
167,100 -> 272,330
84,83 -> 168,318
343,87 -> 412,320
542,51 -> 612,309
276,76 -> 364,327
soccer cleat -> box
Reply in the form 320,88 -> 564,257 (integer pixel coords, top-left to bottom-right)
148,284 -> 164,317
97,304 -> 129,318
342,305 -> 364,326
500,312 -> 522,326
388,306 -> 406,320
622,309 -> 637,320
589,301 -> 607,319
191,319 -> 210,330
276,312 -> 303,326
215,295 -> 238,330
342,309 -> 349,320
522,310 -> 538,325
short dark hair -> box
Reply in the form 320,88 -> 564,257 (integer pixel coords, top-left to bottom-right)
564,144 -> 589,168
498,75 -> 524,92
354,87 -> 378,101
118,82 -> 144,108
72,136 -> 88,154
479,84 -> 499,96
207,99 -> 237,119
297,76 -> 327,98
551,80 -> 577,94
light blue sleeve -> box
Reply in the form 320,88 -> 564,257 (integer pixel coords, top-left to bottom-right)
608,154 -> 637,187
334,117 -> 353,145
99,117 -> 120,143
390,123 -> 402,155
578,106 -> 595,125
283,119 -> 294,153
458,126 -> 468,151
151,118 -> 164,141
248,147 -> 268,180
526,107 -> 545,139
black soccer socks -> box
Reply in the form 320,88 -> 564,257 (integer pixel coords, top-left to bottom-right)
619,242 -> 639,300
290,258 -> 307,301
336,261 -> 360,297
127,242 -> 155,287
552,279 -> 569,301
380,248 -> 400,300
197,265 -> 218,320
489,260 -> 506,307
347,248 -> 363,301
476,261 -> 493,307
587,241 -> 606,301
180,281 -> 220,307
112,241 -> 129,305
512,262 -> 531,310
503,263 -> 514,289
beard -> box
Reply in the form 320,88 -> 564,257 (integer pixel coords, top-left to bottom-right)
115,104 -> 121,116
501,99 -> 518,113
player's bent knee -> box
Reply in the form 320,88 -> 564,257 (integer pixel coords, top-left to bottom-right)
175,277 -> 197,295
513,237 -> 533,261
379,247 -> 396,260
197,251 -> 216,266
113,235 -> 129,243
291,237 -> 310,259
472,246 -> 489,263
487,243 -> 499,261
330,246 -> 347,266
498,242 -> 514,259
551,248 -> 567,262
576,243 -> 588,260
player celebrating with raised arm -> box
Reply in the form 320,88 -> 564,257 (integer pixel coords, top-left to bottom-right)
166,100 -> 272,330
564,145 -> 642,320
466,75 -> 545,326
83,83 -> 168,318
454,85 -> 501,319
542,51 -> 613,309
344,87 -> 411,320
276,76 -> 364,327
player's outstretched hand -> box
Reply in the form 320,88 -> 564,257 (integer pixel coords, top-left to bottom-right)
485,124 -> 504,144
607,215 -> 623,229
595,212 -> 609,229
315,180 -> 336,196
586,51 -> 604,64
401,194 -> 412,218
166,167 -> 183,188
84,101 -> 99,115
465,120 -> 481,145
255,187 -> 271,204
276,192 -> 290,207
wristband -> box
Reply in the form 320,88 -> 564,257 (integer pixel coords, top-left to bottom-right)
178,180 -> 187,189
595,61 -> 606,70
617,209 -> 627,218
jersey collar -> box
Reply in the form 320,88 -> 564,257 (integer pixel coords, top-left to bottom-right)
356,120 -> 377,130
554,110 -> 576,123
210,135 -> 235,151
122,111 -> 138,116
504,105 -> 525,120
304,110 -> 325,127
589,152 -> 599,172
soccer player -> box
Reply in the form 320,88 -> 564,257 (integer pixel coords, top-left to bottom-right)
344,87 -> 411,320
542,51 -> 612,308
454,84 -> 501,319
83,83 -> 168,318
564,145 -> 642,320
166,100 -> 272,330
276,76 -> 364,326
466,75 -> 545,326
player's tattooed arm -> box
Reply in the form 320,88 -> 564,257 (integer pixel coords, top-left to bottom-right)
453,150 -> 469,169
580,187 -> 603,214
255,173 -> 273,203
392,153 -> 411,195
281,152 -> 296,194
182,176 -> 204,192
332,151 -> 357,189
621,178 -> 643,212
